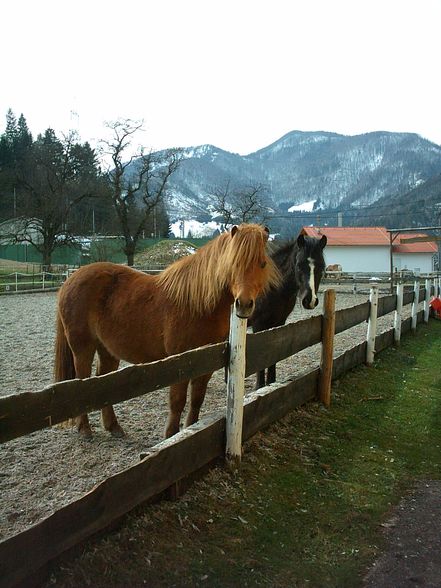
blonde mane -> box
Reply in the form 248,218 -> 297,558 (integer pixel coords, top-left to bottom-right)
157,225 -> 280,316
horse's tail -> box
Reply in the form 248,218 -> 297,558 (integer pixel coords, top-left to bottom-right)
54,312 -> 76,382
54,312 -> 76,428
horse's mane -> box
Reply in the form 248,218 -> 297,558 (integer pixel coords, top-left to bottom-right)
271,237 -> 325,267
270,240 -> 297,274
157,225 -> 280,316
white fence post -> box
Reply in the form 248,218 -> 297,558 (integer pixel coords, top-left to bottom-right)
42,272 -> 46,290
394,282 -> 404,344
366,285 -> 379,366
226,306 -> 248,467
411,280 -> 419,331
424,278 -> 431,323
15,272 -> 18,292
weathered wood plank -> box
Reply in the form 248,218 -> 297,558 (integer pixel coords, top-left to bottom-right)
0,343 -> 227,444
242,369 -> 319,441
245,315 -> 322,377
0,412 -> 226,588
335,301 -> 369,334
377,294 -> 397,318
375,328 -> 395,353
332,341 -> 367,380
403,290 -> 414,306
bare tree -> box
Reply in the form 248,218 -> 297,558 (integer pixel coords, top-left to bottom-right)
212,181 -> 270,228
101,119 -> 182,266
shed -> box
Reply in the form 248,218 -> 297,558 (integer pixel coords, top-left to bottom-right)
301,226 -> 437,273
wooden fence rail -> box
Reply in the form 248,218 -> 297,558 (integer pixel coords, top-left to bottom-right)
0,286 -> 435,446
0,282 -> 437,588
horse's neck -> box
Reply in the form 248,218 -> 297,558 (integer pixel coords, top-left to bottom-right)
276,244 -> 299,294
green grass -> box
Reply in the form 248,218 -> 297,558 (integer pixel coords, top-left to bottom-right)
47,321 -> 441,587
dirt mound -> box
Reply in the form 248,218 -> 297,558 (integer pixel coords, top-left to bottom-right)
134,240 -> 197,267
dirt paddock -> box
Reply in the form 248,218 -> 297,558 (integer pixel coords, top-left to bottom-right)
0,287 -> 412,543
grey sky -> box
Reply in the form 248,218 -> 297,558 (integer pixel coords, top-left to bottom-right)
2,0 -> 440,154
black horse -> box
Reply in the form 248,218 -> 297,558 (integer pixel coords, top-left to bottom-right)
248,233 -> 327,389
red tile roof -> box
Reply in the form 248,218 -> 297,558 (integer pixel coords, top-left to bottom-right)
395,235 -> 438,254
301,226 -> 438,253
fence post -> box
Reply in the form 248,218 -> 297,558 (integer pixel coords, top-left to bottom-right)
319,289 -> 336,408
424,278 -> 431,323
411,280 -> 419,331
366,285 -> 379,366
42,272 -> 45,291
15,272 -> 18,292
225,306 -> 248,467
394,282 -> 404,344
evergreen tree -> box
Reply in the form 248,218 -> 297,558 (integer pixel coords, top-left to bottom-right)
5,109 -> 18,146
4,128 -> 102,267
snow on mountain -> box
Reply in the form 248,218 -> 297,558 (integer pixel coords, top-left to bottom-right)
162,131 -> 441,221
288,200 -> 316,213
170,219 -> 222,238
127,130 -> 441,232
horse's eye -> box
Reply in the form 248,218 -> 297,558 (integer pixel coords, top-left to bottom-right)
260,261 -> 267,269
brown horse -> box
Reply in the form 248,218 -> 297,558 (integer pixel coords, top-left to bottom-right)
54,224 -> 280,439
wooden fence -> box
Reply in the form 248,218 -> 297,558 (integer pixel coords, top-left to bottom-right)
0,279 -> 440,587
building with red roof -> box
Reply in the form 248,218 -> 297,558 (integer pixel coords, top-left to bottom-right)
301,226 -> 437,273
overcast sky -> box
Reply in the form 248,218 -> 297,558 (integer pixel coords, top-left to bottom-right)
2,0 -> 440,154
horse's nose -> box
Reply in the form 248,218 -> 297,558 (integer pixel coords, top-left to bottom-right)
235,297 -> 255,319
302,295 -> 318,310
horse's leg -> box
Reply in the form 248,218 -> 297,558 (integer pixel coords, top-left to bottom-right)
255,369 -> 266,390
71,346 -> 96,438
96,345 -> 124,437
266,364 -> 276,385
165,381 -> 189,438
186,373 -> 212,427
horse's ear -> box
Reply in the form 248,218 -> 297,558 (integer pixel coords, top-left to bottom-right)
320,235 -> 327,248
231,225 -> 238,237
263,226 -> 270,241
297,234 -> 305,248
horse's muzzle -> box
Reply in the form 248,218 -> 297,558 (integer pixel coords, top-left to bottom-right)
235,298 -> 255,319
302,296 -> 319,310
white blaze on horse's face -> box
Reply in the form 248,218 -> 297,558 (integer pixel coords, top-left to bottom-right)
307,257 -> 317,309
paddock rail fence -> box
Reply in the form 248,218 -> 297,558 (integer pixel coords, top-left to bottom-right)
0,278 -> 440,587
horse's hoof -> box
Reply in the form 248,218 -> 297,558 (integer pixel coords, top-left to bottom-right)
109,424 -> 125,438
165,425 -> 179,438
78,427 -> 93,439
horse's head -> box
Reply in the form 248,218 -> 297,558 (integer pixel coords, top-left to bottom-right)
295,234 -> 327,309
223,224 -> 280,319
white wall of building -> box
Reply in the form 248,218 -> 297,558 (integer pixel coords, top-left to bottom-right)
393,253 -> 434,274
325,246 -> 435,273
324,246 -> 390,272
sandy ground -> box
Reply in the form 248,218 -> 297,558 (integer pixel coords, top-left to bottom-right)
0,287 -> 411,542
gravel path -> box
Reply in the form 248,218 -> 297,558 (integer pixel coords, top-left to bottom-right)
0,288 -> 415,542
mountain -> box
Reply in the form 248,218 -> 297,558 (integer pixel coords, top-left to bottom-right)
161,131 -> 441,218
361,172 -> 441,229
128,130 -> 441,234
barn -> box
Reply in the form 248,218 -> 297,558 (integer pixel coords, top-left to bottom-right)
301,226 -> 438,274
